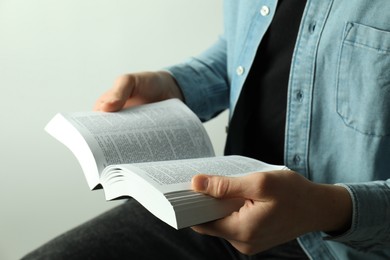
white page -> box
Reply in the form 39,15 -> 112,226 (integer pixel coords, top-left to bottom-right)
46,99 -> 215,188
103,155 -> 287,194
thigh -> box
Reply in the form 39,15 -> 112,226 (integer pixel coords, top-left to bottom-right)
21,199 -> 240,260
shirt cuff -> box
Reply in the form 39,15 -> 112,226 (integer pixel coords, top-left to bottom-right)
325,181 -> 390,250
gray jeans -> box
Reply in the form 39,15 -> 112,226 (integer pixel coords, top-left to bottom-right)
21,199 -> 308,260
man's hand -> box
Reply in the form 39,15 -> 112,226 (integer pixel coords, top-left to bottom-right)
94,71 -> 184,112
191,171 -> 352,255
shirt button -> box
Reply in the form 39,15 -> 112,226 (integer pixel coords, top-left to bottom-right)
260,6 -> 270,16
236,66 -> 245,75
293,155 -> 301,165
296,90 -> 304,102
308,22 -> 316,34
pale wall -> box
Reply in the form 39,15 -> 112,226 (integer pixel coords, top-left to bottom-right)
0,1 -> 225,259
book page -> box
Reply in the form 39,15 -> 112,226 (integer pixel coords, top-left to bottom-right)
103,155 -> 287,194
62,99 -> 215,174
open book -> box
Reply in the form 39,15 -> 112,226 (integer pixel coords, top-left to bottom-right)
45,99 -> 286,229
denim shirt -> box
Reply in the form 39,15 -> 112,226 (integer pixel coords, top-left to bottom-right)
167,0 -> 390,259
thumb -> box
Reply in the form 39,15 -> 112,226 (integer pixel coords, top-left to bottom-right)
95,75 -> 134,112
191,174 -> 246,199
103,86 -> 133,112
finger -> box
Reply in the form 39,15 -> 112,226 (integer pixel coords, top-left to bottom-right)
102,88 -> 133,112
192,211 -> 240,239
192,219 -> 256,255
94,92 -> 129,112
192,174 -> 255,199
192,200 -> 269,255
95,98 -> 124,112
97,76 -> 135,112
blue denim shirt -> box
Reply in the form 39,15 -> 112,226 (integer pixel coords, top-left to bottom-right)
167,0 -> 390,259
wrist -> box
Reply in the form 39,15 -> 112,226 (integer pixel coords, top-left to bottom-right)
309,183 -> 352,234
156,71 -> 184,101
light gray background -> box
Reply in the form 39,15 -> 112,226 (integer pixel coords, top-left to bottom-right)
0,1 -> 226,259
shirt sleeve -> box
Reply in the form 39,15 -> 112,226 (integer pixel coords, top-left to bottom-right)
164,36 -> 229,121
326,180 -> 390,250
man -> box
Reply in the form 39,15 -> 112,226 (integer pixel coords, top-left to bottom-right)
23,0 -> 390,259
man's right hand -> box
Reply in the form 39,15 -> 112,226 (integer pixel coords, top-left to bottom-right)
93,71 -> 184,112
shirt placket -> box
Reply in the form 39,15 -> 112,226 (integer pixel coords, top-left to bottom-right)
286,0 -> 339,259
285,0 -> 333,178
229,0 -> 278,118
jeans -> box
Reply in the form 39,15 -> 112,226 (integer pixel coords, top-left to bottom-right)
21,199 -> 308,260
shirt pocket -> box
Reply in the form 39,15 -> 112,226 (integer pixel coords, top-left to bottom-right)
336,22 -> 390,137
